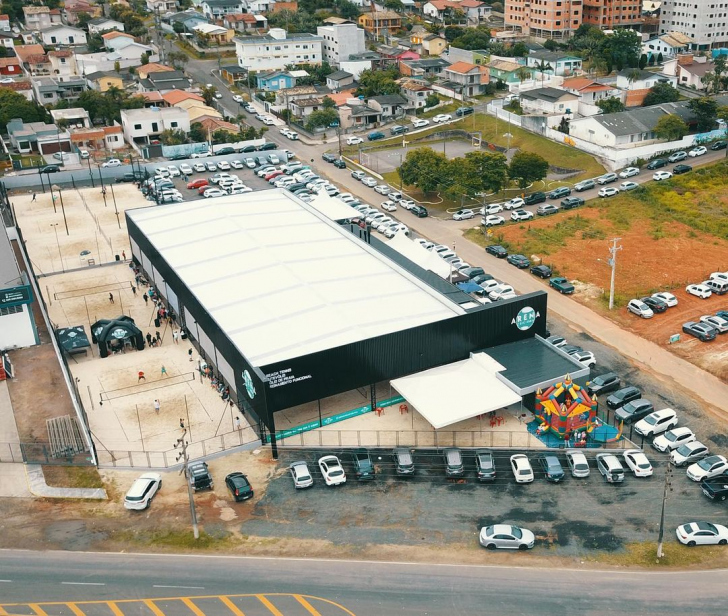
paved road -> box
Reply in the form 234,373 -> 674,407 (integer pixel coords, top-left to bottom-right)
1,550 -> 726,614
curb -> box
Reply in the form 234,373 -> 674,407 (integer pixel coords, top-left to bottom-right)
24,464 -> 108,500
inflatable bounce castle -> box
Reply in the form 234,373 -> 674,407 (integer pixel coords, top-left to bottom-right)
534,375 -> 597,444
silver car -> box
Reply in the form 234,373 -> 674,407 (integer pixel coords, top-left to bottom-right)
289,461 -> 313,489
565,449 -> 590,478
124,473 -> 162,510
479,524 -> 535,550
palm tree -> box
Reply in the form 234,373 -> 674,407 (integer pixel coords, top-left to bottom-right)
626,68 -> 642,87
515,66 -> 532,85
535,60 -> 553,86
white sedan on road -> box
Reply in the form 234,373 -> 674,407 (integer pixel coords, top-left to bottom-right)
687,455 -> 728,481
676,521 -> 728,546
653,291 -> 678,307
598,186 -> 619,198
510,454 -> 534,483
511,209 -> 534,222
622,449 -> 653,477
619,167 -> 640,178
482,215 -> 505,227
412,118 -> 430,128
688,146 -> 707,157
481,203 -> 504,215
318,455 -> 346,486
653,170 -> 672,181
102,158 -> 122,167
347,136 -> 364,145
432,114 -> 452,123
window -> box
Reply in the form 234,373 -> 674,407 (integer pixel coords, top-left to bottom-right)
51,36 -> 57,43
134,123 -> 142,130
151,122 -> 159,132
0,305 -> 23,316
170,121 -> 178,128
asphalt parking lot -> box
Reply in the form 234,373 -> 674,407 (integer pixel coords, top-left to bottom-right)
240,446 -> 724,556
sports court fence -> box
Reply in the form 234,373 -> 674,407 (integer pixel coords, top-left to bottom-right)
0,441 -> 95,466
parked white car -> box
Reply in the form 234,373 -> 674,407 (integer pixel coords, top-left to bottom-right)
381,201 -> 397,212
686,283 -> 712,299
653,171 -> 672,181
634,408 -> 678,438
124,473 -> 162,510
676,521 -> 728,546
565,449 -> 590,478
412,118 -> 430,128
652,291 -> 678,307
510,454 -> 534,483
700,315 -> 728,333
622,449 -> 653,477
482,215 -> 505,227
686,455 -> 728,482
619,167 -> 640,178
503,198 -> 525,210
102,158 -> 122,167
479,524 -> 535,550
688,146 -> 707,157
620,181 -> 639,191
653,427 -> 696,452
318,455 -> 346,486
511,209 -> 534,222
432,114 -> 452,123
627,299 -> 654,319
481,203 -> 504,215
489,284 -> 515,301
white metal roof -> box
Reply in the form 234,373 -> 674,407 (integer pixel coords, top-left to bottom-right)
390,353 -> 522,429
388,233 -> 451,279
128,190 -> 463,367
308,193 -> 361,221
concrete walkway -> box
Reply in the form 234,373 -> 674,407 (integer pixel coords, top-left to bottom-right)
0,463 -> 32,497
0,379 -> 21,444
25,465 -> 107,500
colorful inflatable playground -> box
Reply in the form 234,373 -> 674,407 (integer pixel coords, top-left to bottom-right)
528,375 -> 622,448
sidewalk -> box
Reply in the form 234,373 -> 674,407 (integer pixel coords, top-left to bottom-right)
25,465 -> 107,499
0,380 -> 20,444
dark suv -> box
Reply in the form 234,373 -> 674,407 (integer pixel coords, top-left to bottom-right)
615,398 -> 654,424
539,454 -> 565,482
352,448 -> 375,480
475,449 -> 496,482
646,158 -> 668,169
561,196 -> 584,209
456,106 -> 475,116
393,447 -> 415,475
606,386 -> 641,410
443,448 -> 464,476
188,461 -> 214,491
524,191 -> 547,205
586,372 -> 621,396
322,152 -> 338,163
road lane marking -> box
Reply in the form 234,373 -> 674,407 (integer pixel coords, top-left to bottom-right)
152,586 -> 205,590
218,597 -> 246,616
143,600 -> 165,616
106,602 -> 124,616
67,604 -> 86,616
255,596 -> 283,616
29,605 -> 48,616
0,580 -> 11,583
294,596 -> 321,616
61,583 -> 105,586
180,598 -> 205,616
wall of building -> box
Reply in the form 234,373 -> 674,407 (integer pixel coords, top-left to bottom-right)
0,304 -> 37,350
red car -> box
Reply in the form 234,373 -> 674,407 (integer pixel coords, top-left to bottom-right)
264,170 -> 284,181
187,179 -> 208,189
198,185 -> 212,195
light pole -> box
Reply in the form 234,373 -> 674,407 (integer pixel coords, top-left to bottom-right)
174,429 -> 199,540
607,237 -> 622,310
656,461 -> 673,559
51,184 -> 69,235
50,223 -> 63,272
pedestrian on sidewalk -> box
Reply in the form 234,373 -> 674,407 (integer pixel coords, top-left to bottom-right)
161,365 -> 167,377
172,329 -> 179,344
143,294 -> 148,306
188,348 -> 194,362
131,285 -> 137,296
155,331 -> 161,345
138,370 -> 146,383
122,250 -> 126,260
109,292 -> 114,304
153,399 -> 160,414
31,193 -> 36,202
145,332 -> 152,347
235,416 -> 241,431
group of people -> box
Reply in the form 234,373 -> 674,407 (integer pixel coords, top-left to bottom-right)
199,361 -> 232,403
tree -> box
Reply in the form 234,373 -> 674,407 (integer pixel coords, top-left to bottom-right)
596,97 -> 625,114
188,122 -> 207,143
515,66 -> 532,84
657,52 -> 664,64
642,82 -> 680,106
638,53 -> 648,69
168,51 -> 189,70
398,148 -> 448,194
511,42 -> 528,57
463,150 -> 509,194
0,90 -> 46,130
356,67 -> 400,97
267,9 -> 320,34
212,129 -> 240,144
508,151 -> 549,188
159,128 -> 188,145
288,62 -> 333,85
534,60 -> 553,86
114,61 -> 121,73
544,39 -> 558,51
688,96 -> 719,131
598,29 -> 641,72
451,25 -> 491,50
305,108 -> 339,131
140,51 -> 150,65
654,114 -> 689,141
173,21 -> 186,34
425,93 -> 439,108
76,12 -> 93,30
384,0 -> 403,10
321,95 -> 336,109
201,85 -> 217,106
87,33 -> 104,53
444,26 -> 464,42
337,0 -> 360,19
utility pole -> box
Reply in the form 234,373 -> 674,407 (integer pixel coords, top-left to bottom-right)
607,237 -> 622,310
656,461 -> 673,559
174,429 -> 199,540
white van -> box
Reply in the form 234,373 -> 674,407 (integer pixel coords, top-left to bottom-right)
705,278 -> 728,295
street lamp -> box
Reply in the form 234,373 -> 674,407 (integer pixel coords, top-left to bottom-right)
51,184 -> 69,235
504,132 -> 513,151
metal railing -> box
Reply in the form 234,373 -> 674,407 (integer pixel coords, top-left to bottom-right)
0,441 -> 94,466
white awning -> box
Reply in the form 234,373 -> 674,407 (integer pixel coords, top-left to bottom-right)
390,353 -> 522,429
388,233 -> 452,279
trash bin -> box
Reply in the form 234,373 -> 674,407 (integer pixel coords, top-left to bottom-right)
115,254 -> 120,261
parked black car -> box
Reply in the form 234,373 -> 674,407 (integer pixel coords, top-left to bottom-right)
539,454 -> 565,482
322,152 -> 338,163
239,145 -> 257,153
352,448 -> 375,480
673,164 -> 692,175
456,106 -> 475,116
524,191 -> 547,205
586,372 -> 621,396
615,398 -> 654,424
225,472 -> 254,501
258,142 -> 277,151
472,273 -> 494,285
641,296 -> 668,313
475,450 -> 496,482
646,158 -> 668,169
411,204 -> 428,217
393,447 -> 415,476
561,196 -> 584,210
606,386 -> 642,411
116,171 -> 145,183
547,186 -> 571,199
40,165 -> 60,173
530,265 -> 552,278
710,140 -> 727,150
486,245 -> 508,258
506,254 -> 530,268
701,471 -> 728,500
188,461 -> 214,491
217,147 -> 235,155
333,159 -> 347,169
462,267 -> 485,279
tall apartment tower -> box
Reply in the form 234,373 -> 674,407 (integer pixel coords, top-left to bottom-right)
582,0 -> 643,29
659,0 -> 728,50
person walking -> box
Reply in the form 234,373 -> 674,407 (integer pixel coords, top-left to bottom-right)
109,292 -> 114,304
155,331 -> 161,345
122,250 -> 126,260
31,193 -> 37,202
143,294 -> 148,306
138,370 -> 146,383
188,348 -> 194,362
235,416 -> 242,432
172,329 -> 179,344
153,399 -> 160,414
145,332 -> 152,347
131,285 -> 137,296
161,365 -> 167,377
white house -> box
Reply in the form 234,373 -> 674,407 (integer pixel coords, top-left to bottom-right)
616,67 -> 677,90
106,43 -> 157,63
40,25 -> 87,46
102,31 -> 137,51
200,0 -> 245,19
316,22 -> 366,68
87,17 -> 125,34
519,87 -> 578,115
665,54 -> 716,91
234,28 -> 323,71
641,31 -> 690,61
121,107 -> 190,146
340,57 -> 373,80
146,0 -> 179,12
526,51 -> 582,77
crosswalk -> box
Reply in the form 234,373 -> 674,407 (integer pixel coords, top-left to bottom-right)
0,594 -> 355,616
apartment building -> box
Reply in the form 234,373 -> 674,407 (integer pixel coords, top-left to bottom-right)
121,107 -> 190,146
582,0 -> 643,30
317,21 -> 366,67
234,28 -> 323,71
659,0 -> 728,50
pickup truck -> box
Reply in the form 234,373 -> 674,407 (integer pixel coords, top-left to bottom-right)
701,472 -> 728,501
549,277 -> 575,294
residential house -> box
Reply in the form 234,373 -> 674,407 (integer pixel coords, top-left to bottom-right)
422,34 -> 447,57
488,58 -> 528,84
168,11 -> 210,33
139,70 -> 191,93
616,67 -> 677,106
247,0 -> 275,12
270,1 -> 298,12
317,21 -> 366,67
121,106 -> 190,146
275,84 -> 328,106
0,31 -> 12,48
193,23 -> 234,44
561,76 -> 623,115
326,70 -> 354,92
141,91 -> 166,107
102,31 -> 136,51
219,64 -> 247,84
31,76 -> 86,105
146,0 -> 179,13
84,70 -> 125,92
63,1 -> 102,25
22,7 -> 61,31
399,79 -> 434,110
50,108 -> 92,129
69,124 -> 125,153
376,45 -> 419,64
0,14 -> 10,31
6,118 -> 70,154
357,11 -> 402,36
196,117 -> 240,135
642,31 -> 690,61
174,99 -> 222,123
234,28 -> 323,71
440,61 -> 490,97
339,100 -> 381,129
442,46 -> 490,65
0,80 -> 34,101
525,51 -> 582,76
40,25 -> 88,47
368,94 -> 407,119
224,13 -> 267,32
16,45 -> 51,76
256,70 -> 295,90
48,51 -> 78,78
423,0 -> 490,23
399,57 -> 451,78
136,63 -> 176,80
162,90 -> 205,106
666,53 -> 715,91
325,88 -> 355,107
0,56 -> 21,76
519,86 -> 578,115
200,0 -> 245,19
289,96 -> 326,120
106,43 -> 156,63
568,100 -> 698,147
87,17 -> 125,35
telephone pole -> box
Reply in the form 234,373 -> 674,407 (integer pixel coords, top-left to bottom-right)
174,429 -> 199,540
656,461 -> 673,559
608,237 -> 622,310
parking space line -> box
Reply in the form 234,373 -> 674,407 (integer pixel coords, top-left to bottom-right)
28,605 -> 48,616
67,604 -> 85,616
293,597 -> 320,616
255,596 -> 283,616
218,596 -> 245,616
106,602 -> 124,616
142,600 -> 165,616
180,598 -> 205,616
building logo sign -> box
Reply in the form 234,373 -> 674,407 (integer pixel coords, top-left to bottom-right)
514,306 -> 537,331
243,369 -> 256,399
